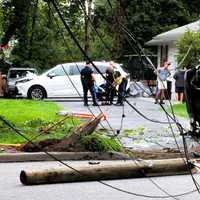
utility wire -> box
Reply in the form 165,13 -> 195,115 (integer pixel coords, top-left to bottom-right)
48,8 -> 182,198
48,3 -> 115,134
77,0 -> 112,54
121,23 -> 199,189
0,114 -> 197,199
50,0 -> 175,125
46,0 -> 197,198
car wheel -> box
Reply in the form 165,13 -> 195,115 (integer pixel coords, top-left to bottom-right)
28,86 -> 46,100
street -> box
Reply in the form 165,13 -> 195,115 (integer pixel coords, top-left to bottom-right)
57,97 -> 187,131
57,97 -> 187,150
0,161 -> 199,200
1,97 -> 197,200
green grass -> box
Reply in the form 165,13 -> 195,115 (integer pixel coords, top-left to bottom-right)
0,99 -> 79,144
0,99 -> 123,153
167,103 -> 188,118
81,133 -> 123,152
0,99 -> 60,124
122,127 -> 145,137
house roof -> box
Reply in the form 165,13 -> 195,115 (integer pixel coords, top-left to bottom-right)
146,20 -> 200,46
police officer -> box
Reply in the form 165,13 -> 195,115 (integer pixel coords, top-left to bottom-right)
80,61 -> 99,106
105,62 -> 115,105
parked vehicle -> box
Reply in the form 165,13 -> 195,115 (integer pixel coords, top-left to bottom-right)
16,61 -> 130,100
5,68 -> 37,97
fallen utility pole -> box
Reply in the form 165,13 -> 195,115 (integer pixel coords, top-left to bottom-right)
20,158 -> 197,185
22,112 -> 105,152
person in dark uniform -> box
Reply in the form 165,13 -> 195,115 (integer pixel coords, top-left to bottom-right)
173,69 -> 185,102
105,62 -> 115,105
80,61 -> 99,106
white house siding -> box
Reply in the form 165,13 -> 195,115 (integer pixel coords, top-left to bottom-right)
157,46 -> 161,68
157,43 -> 177,100
168,43 -> 178,100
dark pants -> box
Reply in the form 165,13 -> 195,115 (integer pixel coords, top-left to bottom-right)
105,82 -> 115,104
82,82 -> 98,105
166,81 -> 172,100
117,78 -> 128,104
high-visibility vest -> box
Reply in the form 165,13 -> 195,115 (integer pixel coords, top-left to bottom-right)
113,70 -> 122,85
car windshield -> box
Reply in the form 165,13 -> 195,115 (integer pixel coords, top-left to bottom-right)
9,70 -> 36,79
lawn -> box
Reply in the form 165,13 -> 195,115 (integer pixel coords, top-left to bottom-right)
167,103 -> 188,118
0,99 -> 79,144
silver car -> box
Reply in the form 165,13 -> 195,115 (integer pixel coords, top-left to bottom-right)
5,68 -> 37,96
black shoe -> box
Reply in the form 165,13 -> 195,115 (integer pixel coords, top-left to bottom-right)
93,103 -> 99,106
160,101 -> 165,104
154,101 -> 158,104
115,102 -> 124,106
84,103 -> 89,106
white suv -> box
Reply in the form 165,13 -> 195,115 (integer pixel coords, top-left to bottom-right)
16,61 -> 130,100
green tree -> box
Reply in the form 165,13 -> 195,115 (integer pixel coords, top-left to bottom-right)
1,0 -> 200,72
123,0 -> 191,45
176,29 -> 200,69
1,0 -> 85,71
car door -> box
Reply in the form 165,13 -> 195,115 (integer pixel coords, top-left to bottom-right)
45,65 -> 72,97
66,63 -> 84,96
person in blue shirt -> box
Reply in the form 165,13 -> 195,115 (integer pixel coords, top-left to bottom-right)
155,61 -> 171,104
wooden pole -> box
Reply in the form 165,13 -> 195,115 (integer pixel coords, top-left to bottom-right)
20,159 -> 197,185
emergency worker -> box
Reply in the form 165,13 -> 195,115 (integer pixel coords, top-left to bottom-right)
105,62 -> 115,105
113,67 -> 128,105
107,61 -> 128,106
80,61 -> 98,106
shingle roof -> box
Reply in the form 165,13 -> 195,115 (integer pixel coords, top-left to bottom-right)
146,20 -> 200,46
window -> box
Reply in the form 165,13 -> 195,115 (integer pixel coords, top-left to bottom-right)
69,64 -> 84,75
51,66 -> 65,76
92,64 -> 107,74
160,45 -> 168,65
9,70 -> 36,78
65,63 -> 108,75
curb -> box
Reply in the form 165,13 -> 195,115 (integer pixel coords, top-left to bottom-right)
0,151 -> 130,163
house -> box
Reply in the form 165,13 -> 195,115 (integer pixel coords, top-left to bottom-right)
146,20 -> 200,99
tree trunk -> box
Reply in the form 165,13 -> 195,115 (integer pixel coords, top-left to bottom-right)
84,0 -> 92,56
111,0 -> 124,61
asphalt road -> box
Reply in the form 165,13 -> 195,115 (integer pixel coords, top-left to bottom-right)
1,97 -> 199,200
57,97 -> 187,131
57,97 -> 188,150
0,161 -> 199,200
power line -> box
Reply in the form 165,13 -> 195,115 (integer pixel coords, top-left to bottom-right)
0,114 -> 197,199
47,1 -> 197,198
47,8 -> 184,198
48,3 -> 115,134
